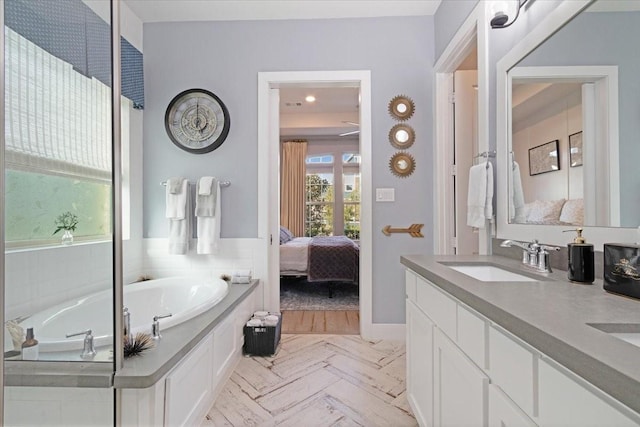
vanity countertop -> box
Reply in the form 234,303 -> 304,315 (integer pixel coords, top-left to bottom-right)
401,254 -> 640,414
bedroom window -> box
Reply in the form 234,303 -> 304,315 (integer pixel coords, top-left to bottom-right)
305,172 -> 334,236
303,152 -> 360,238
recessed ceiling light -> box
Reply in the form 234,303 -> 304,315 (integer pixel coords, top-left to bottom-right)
305,95 -> 316,103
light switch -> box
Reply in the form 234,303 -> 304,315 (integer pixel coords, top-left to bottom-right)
376,188 -> 395,202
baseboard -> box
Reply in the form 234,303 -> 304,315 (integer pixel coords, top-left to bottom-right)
363,323 -> 406,341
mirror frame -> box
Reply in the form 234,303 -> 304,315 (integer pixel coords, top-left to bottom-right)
389,123 -> 415,149
495,0 -> 633,251
389,152 -> 415,178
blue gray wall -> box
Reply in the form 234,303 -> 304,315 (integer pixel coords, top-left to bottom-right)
143,16 -> 435,323
434,0 -> 478,60
520,11 -> 640,227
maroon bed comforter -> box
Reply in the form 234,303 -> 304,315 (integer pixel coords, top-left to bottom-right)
307,236 -> 359,283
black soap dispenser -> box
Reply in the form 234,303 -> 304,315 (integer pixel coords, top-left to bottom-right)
563,228 -> 595,284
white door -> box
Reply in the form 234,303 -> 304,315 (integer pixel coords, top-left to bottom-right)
453,70 -> 479,255
488,385 -> 536,427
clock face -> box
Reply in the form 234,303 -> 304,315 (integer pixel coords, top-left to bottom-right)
164,89 -> 230,154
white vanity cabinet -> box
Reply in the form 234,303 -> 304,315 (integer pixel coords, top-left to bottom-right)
538,358 -> 639,427
434,328 -> 489,427
405,268 -> 640,427
406,270 -> 488,427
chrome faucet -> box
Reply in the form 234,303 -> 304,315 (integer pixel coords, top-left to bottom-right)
123,307 -> 131,343
151,313 -> 173,340
500,239 -> 560,273
66,329 -> 97,359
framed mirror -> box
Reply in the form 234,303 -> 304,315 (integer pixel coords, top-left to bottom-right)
496,0 -> 635,249
389,124 -> 415,149
389,152 -> 415,178
388,95 -> 415,121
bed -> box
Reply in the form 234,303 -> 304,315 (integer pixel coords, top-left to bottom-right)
279,227 -> 359,283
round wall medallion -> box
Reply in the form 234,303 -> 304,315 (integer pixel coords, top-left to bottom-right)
164,88 -> 230,154
388,95 -> 415,121
389,152 -> 416,178
389,124 -> 415,149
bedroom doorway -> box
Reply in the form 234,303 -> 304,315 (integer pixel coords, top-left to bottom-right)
258,70 -> 373,338
278,87 -> 361,334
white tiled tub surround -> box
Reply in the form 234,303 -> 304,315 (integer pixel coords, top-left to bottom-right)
142,238 -> 262,284
4,239 -> 143,322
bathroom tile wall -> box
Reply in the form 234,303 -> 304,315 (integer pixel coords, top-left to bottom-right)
142,238 -> 262,285
4,239 -> 143,321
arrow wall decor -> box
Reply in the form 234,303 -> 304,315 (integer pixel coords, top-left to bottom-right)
382,224 -> 424,238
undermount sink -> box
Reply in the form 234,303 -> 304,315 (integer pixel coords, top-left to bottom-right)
587,323 -> 640,349
444,263 -> 540,282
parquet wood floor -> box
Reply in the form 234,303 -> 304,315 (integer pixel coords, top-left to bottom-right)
281,310 -> 359,335
203,334 -> 416,427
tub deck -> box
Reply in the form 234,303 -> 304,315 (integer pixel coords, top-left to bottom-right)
4,281 -> 259,388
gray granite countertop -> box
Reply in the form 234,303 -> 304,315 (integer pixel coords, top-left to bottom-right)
4,281 -> 258,389
401,254 -> 640,415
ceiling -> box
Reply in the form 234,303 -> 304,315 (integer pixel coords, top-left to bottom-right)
123,0 -> 442,23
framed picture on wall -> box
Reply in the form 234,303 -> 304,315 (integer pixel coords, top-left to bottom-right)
529,140 -> 560,176
569,131 -> 583,167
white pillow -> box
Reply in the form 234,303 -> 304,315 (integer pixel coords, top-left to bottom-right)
559,199 -> 584,225
526,199 -> 566,224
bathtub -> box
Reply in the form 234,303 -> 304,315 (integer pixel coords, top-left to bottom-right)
21,276 -> 229,353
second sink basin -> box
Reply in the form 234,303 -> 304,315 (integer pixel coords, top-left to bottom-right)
588,323 -> 640,349
445,264 -> 540,282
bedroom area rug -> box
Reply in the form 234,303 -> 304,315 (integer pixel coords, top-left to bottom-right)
279,277 -> 359,311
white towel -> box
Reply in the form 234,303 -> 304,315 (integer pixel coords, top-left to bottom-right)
467,162 -> 493,228
198,176 -> 214,196
168,181 -> 191,254
195,177 -> 217,217
197,181 -> 221,254
509,161 -> 526,222
166,178 -> 188,219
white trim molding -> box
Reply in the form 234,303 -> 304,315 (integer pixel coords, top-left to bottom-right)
257,70 -> 374,339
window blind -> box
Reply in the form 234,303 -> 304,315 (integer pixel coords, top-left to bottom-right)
5,27 -> 113,181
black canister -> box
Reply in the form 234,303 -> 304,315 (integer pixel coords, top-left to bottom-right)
564,228 -> 595,284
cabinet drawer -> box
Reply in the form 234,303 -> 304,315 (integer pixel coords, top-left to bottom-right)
489,384 -> 537,427
458,304 -> 488,370
416,276 -> 457,339
539,358 -> 640,427
405,270 -> 417,302
489,325 -> 537,417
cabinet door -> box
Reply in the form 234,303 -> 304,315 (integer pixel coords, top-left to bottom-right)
434,328 -> 489,427
407,300 -> 434,427
489,385 -> 537,427
539,359 -> 640,427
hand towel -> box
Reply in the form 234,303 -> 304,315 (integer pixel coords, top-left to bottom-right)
198,176 -> 214,195
467,162 -> 493,228
195,177 -> 217,217
485,162 -> 494,221
509,161 -> 526,222
167,177 -> 184,194
168,181 -> 191,254
166,178 -> 188,219
197,181 -> 221,254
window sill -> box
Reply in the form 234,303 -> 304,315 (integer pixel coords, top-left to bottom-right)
5,238 -> 112,254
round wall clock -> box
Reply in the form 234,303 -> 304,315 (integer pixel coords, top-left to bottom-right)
164,88 -> 230,154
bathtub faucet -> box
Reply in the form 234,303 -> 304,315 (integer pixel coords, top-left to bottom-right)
66,329 -> 96,359
152,313 -> 173,340
123,307 -> 131,343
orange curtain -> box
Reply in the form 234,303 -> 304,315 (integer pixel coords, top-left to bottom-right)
280,140 -> 308,237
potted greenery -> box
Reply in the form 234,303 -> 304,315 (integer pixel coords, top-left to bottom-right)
53,211 -> 79,245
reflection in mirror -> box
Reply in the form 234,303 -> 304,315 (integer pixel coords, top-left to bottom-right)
506,0 -> 636,228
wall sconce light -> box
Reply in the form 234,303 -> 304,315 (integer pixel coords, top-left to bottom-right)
490,0 -> 530,29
